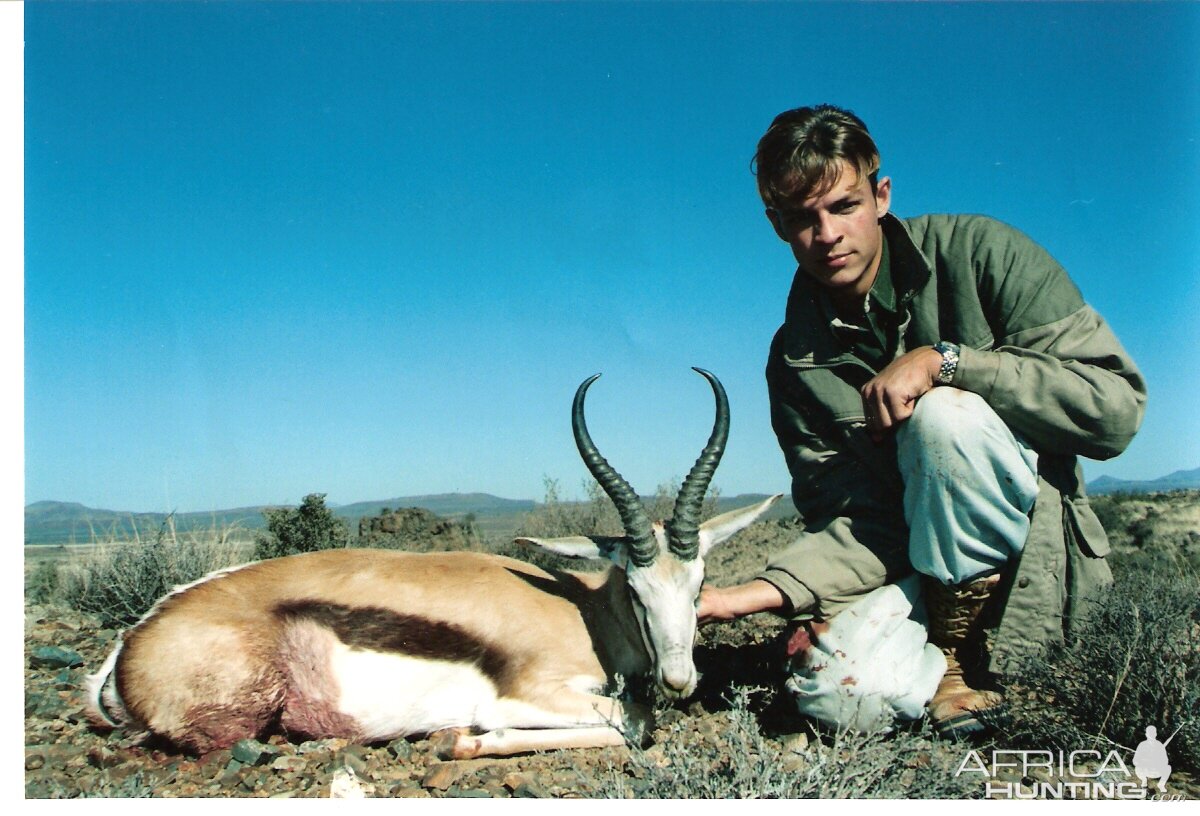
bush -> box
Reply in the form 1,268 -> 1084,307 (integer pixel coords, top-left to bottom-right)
502,477 -> 721,572
25,559 -> 62,605
254,493 -> 349,560
590,686 -> 977,799
1002,562 -> 1200,775
54,518 -> 247,627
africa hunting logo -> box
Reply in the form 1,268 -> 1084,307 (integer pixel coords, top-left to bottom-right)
955,723 -> 1186,800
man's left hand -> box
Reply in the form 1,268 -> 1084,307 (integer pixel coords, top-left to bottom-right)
860,346 -> 943,442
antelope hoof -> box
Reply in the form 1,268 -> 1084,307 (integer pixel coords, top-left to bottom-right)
431,727 -> 479,760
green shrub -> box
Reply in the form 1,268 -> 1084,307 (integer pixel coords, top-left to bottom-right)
1002,563 -> 1200,774
25,559 -> 62,604
55,518 -> 247,627
254,493 -> 349,560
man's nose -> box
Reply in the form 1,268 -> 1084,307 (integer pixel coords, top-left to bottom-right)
814,211 -> 840,244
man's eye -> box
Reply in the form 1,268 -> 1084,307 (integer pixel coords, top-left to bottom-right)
782,211 -> 815,228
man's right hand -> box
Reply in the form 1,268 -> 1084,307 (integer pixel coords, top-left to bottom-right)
698,580 -> 786,625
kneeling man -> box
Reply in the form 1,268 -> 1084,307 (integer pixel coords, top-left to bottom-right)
700,104 -> 1145,737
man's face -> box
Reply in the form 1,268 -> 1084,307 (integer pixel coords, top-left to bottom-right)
766,160 -> 892,305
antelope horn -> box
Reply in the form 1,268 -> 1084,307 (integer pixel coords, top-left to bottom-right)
668,368 -> 729,560
571,374 -> 657,566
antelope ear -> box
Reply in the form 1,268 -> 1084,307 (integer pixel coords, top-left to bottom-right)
515,536 -> 628,564
696,494 -> 784,557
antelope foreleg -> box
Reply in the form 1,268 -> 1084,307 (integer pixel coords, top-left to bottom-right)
441,725 -> 629,759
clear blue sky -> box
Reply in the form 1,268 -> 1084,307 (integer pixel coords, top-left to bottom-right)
23,2 -> 1200,513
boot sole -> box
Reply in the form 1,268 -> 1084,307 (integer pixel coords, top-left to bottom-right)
934,703 -> 1007,740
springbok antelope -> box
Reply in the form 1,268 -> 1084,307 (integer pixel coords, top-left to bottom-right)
87,369 -> 780,759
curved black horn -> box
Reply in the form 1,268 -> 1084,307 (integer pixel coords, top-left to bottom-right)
572,374 -> 657,566
668,368 -> 730,560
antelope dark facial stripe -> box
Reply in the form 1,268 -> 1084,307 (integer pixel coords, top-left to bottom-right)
274,600 -> 514,692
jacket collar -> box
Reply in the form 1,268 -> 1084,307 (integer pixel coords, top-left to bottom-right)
778,213 -> 933,369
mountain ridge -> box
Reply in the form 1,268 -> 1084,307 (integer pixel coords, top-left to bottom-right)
26,466 -> 1199,545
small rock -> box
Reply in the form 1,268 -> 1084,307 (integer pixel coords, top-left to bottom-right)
220,759 -> 244,784
62,705 -> 88,724
387,738 -> 414,760
87,746 -> 121,769
513,781 -> 549,798
422,762 -> 465,791
270,755 -> 308,772
297,738 -> 348,754
377,767 -> 413,784
339,750 -> 368,777
29,647 -> 84,669
231,738 -> 279,767
330,765 -> 373,798
447,787 -> 492,798
394,786 -> 431,798
24,752 -> 45,771
643,744 -> 670,768
781,732 -> 809,754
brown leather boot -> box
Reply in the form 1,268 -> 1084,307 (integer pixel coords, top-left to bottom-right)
924,573 -> 1005,738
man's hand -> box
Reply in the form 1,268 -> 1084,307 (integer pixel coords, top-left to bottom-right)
860,346 -> 943,442
698,580 -> 786,625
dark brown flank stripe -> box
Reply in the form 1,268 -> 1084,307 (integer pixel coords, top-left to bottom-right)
273,600 -> 514,690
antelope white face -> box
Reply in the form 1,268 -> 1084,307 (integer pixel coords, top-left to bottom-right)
623,524 -> 708,698
522,495 -> 781,699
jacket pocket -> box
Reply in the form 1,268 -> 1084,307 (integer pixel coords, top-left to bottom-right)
1063,499 -> 1111,558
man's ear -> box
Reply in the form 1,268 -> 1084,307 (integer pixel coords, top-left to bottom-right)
874,176 -> 892,220
765,208 -> 789,242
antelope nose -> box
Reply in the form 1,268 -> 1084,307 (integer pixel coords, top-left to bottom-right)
659,663 -> 697,698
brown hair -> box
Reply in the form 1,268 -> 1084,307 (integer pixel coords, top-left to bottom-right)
753,104 -> 880,210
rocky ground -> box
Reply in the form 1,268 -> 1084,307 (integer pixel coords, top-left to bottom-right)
23,512 -> 1199,799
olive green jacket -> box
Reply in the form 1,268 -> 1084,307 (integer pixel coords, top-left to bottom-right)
759,213 -> 1147,672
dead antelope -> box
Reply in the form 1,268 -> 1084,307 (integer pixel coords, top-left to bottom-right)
87,368 -> 780,759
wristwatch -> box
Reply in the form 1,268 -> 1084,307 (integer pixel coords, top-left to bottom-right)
933,341 -> 960,385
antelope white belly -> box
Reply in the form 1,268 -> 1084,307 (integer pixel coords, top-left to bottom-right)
328,640 -> 498,741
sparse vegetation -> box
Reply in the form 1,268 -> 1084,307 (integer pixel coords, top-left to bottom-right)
591,686 -> 977,799
253,493 -> 349,560
514,476 -> 721,541
1000,561 -> 1200,775
1091,490 -> 1200,572
24,487 -> 1200,798
47,517 -> 247,627
501,476 -> 723,570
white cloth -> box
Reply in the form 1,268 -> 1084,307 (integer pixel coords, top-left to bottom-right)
785,575 -> 946,732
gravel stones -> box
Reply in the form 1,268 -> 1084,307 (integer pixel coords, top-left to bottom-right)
29,647 -> 84,669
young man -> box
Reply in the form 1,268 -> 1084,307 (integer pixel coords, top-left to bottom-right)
699,105 -> 1146,736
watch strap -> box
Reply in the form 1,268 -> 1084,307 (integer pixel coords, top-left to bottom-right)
933,341 -> 960,385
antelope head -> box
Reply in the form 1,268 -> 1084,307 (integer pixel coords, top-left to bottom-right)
517,368 -> 781,699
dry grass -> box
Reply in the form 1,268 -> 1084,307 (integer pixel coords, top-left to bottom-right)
38,516 -> 250,627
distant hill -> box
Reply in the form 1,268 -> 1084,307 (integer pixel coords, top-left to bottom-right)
33,469 -> 1198,545
1087,467 -> 1200,495
335,493 -> 536,520
23,491 -> 796,546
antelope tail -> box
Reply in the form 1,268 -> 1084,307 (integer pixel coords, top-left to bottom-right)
85,641 -> 130,729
